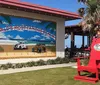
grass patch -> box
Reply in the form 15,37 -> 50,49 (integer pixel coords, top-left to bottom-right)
0,67 -> 99,85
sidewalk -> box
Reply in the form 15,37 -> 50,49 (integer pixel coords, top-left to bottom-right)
0,63 -> 76,75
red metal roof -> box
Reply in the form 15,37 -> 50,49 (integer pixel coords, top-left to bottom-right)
0,0 -> 81,20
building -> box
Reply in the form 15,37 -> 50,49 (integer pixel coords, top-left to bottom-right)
0,0 -> 81,63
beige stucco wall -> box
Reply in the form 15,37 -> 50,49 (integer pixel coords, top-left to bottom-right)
0,8 -> 65,59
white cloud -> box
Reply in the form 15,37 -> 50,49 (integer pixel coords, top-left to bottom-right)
30,35 -> 40,39
15,35 -> 23,39
42,34 -> 46,37
7,35 -> 13,38
0,32 -> 7,39
41,38 -> 45,40
35,35 -> 40,38
42,34 -> 50,40
46,36 -> 50,40
30,37 -> 37,39
2,21 -> 9,25
33,20 -> 41,23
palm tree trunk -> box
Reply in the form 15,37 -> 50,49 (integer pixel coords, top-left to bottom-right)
89,26 -> 95,44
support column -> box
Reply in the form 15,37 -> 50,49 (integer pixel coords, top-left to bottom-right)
56,19 -> 65,58
87,35 -> 90,46
82,35 -> 85,48
71,32 -> 74,49
70,32 -> 74,58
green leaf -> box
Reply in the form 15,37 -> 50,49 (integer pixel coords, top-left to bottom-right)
46,22 -> 56,30
78,8 -> 85,16
0,20 -> 2,24
1,15 -> 12,24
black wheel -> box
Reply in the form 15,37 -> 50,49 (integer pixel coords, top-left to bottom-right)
19,46 -> 22,50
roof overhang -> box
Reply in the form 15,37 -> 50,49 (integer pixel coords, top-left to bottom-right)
65,25 -> 89,35
0,0 -> 81,21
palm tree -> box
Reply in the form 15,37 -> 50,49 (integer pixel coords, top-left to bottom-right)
0,15 -> 12,24
40,21 -> 56,33
78,0 -> 100,39
45,22 -> 56,33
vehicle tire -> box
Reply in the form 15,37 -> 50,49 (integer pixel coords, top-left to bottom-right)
19,46 -> 22,50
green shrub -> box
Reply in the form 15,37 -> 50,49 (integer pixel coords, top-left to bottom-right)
0,64 -> 9,70
11,65 -> 16,69
34,62 -> 38,66
55,57 -> 64,64
46,59 -> 56,65
15,63 -> 24,68
36,60 -> 46,66
62,57 -> 70,63
69,58 -> 76,62
25,61 -> 35,67
0,57 -> 71,70
6,63 -> 13,68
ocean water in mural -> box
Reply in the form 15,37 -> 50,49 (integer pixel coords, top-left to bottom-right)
0,15 -> 56,58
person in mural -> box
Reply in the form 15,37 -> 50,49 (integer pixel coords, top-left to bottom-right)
42,44 -> 46,52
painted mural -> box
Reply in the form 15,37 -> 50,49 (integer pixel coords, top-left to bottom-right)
0,15 -> 56,59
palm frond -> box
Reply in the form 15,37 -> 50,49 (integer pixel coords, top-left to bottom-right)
78,0 -> 100,32
0,20 -> 2,24
78,0 -> 87,3
78,8 -> 85,17
1,15 -> 12,24
46,22 -> 56,30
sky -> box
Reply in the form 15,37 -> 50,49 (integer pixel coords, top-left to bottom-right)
0,16 -> 56,43
22,0 -> 84,25
22,0 -> 87,48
